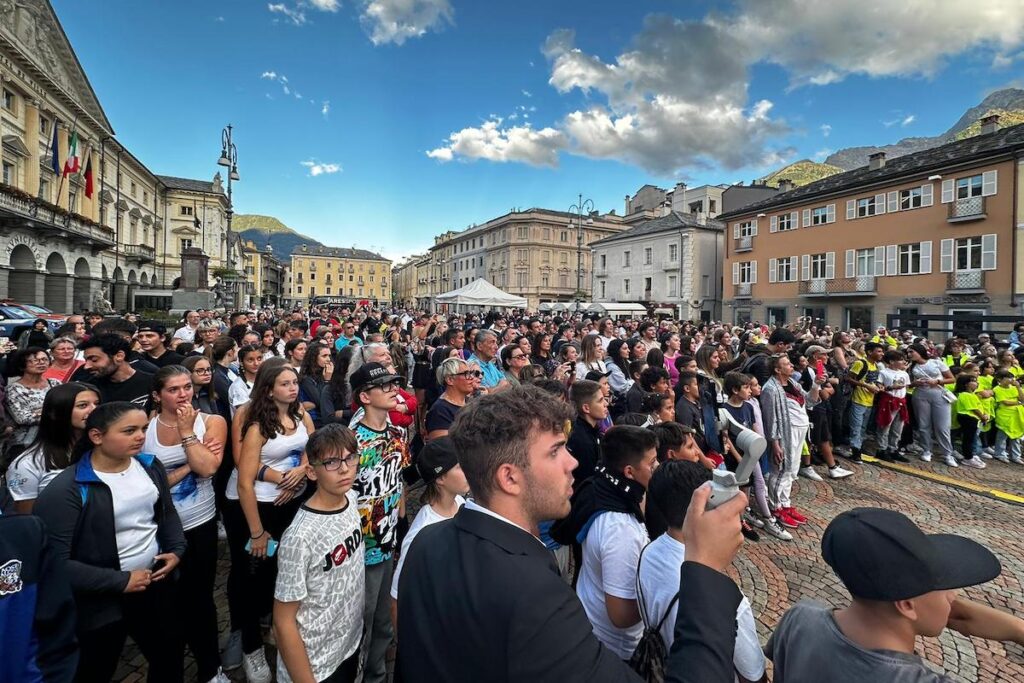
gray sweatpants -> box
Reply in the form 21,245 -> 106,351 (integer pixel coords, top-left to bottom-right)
912,389 -> 953,458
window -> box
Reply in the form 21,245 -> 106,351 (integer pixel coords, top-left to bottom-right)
180,238 -> 193,252
767,307 -> 788,326
668,244 -> 678,261
600,253 -> 607,268
517,249 -> 528,263
644,247 -> 652,265
855,249 -> 875,276
39,116 -> 49,136
517,272 -> 527,288
623,279 -> 631,294
668,275 -> 678,297
1,161 -> 14,186
542,250 -> 551,263
130,182 -> 137,198
774,258 -> 795,282
2,89 -> 14,111
180,205 -> 193,216
709,200 -> 717,213
38,177 -> 50,201
738,262 -> 753,284
297,285 -> 303,294
599,280 -> 606,297
810,253 -> 827,279
955,237 -> 982,271
776,213 -> 794,231
143,190 -> 149,204
689,201 -> 703,214
560,251 -> 568,264
68,190 -> 78,213
560,230 -> 568,242
856,196 -> 879,217
543,228 -> 551,240
812,207 -> 829,225
369,275 -> 374,282
898,243 -> 923,275
643,277 -> 652,294
558,273 -> 568,288
310,273 -> 316,281
517,226 -> 528,239
956,175 -> 983,199
542,273 -> 550,287
623,251 -> 631,267
900,187 -> 923,210
326,287 -> 332,294
739,220 -> 756,237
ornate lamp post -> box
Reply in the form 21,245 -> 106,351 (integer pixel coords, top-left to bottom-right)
569,193 -> 594,311
217,124 -> 240,305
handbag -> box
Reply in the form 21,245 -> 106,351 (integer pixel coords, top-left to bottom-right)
629,544 -> 680,683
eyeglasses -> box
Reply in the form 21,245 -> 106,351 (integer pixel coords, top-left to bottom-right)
193,367 -> 213,375
455,370 -> 483,379
314,452 -> 359,471
510,353 -> 526,360
30,357 -> 50,364
370,381 -> 398,393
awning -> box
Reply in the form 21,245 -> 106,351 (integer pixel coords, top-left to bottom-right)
587,302 -> 649,316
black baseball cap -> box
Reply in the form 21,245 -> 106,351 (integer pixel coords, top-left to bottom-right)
585,369 -> 612,382
822,508 -> 1000,601
137,320 -> 167,335
416,436 -> 459,484
350,362 -> 401,391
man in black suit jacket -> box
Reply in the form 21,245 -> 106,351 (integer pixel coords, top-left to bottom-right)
396,385 -> 748,683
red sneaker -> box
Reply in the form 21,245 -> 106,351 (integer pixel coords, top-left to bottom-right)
784,507 -> 807,524
775,510 -> 799,529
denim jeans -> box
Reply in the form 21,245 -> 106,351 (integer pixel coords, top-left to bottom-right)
995,430 -> 1022,460
847,403 -> 872,449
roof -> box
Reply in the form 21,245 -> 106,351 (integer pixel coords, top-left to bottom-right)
156,175 -> 221,193
292,244 -> 390,262
589,211 -> 724,248
718,122 -> 1024,220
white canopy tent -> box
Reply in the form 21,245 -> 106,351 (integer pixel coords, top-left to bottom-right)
434,278 -> 528,309
551,301 -> 593,313
587,302 -> 649,317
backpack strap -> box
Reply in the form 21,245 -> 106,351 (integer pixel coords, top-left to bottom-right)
635,543 -> 681,632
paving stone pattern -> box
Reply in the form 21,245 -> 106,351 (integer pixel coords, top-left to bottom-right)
115,462 -> 1024,682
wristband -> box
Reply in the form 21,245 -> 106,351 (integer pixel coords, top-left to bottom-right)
250,529 -> 265,540
257,465 -> 269,482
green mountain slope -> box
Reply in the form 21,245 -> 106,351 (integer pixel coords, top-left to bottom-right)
763,159 -> 844,187
234,214 -> 324,256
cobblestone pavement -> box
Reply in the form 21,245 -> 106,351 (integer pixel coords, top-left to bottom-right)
115,461 -> 1024,682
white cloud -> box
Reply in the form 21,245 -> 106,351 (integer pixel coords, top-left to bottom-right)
309,0 -> 340,10
901,114 -> 916,127
301,160 -> 342,176
268,3 -> 307,25
522,89 -> 532,98
261,71 -> 279,80
360,0 -> 454,45
321,100 -> 330,118
813,148 -> 833,162
820,123 -> 832,137
426,118 -> 567,167
215,16 -> 226,22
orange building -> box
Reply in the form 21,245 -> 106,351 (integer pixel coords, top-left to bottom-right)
720,117 -> 1024,333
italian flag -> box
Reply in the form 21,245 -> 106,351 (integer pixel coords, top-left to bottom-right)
63,131 -> 80,177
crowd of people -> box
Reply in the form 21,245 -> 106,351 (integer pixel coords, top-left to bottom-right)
2,305 -> 1024,683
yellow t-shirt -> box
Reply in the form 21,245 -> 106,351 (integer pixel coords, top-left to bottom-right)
955,391 -> 983,416
849,358 -> 880,408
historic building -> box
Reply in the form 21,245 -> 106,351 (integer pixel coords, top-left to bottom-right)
242,239 -> 286,307
392,253 -> 427,308
288,244 -> 391,305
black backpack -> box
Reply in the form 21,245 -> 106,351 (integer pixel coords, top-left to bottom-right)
629,545 -> 681,683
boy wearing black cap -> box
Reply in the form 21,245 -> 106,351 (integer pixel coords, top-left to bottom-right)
137,321 -> 185,368
389,436 -> 467,629
767,508 -> 1023,681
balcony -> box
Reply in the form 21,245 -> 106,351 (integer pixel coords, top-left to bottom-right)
662,259 -> 679,270
0,182 -> 115,251
798,276 -> 876,297
948,196 -> 986,223
734,235 -> 753,252
947,270 -> 986,293
734,283 -> 752,298
122,244 -> 156,264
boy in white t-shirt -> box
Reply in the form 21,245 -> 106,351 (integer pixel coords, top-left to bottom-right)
274,425 -> 365,683
876,350 -> 911,463
638,460 -> 767,682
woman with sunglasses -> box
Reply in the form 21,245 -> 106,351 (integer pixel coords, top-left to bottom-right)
425,358 -> 477,440
500,344 -> 531,387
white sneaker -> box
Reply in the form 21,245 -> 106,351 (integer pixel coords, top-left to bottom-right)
208,669 -> 232,683
828,465 -> 854,479
243,649 -> 271,683
982,446 -> 995,456
995,453 -> 1010,463
919,452 -> 932,462
980,450 -> 994,460
762,518 -> 794,541
744,511 -> 765,528
943,455 -> 959,468
799,466 -> 824,482
962,456 -> 987,469
1011,456 -> 1024,465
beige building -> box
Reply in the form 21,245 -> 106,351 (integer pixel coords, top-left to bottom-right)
289,244 -> 391,305
392,253 -> 427,307
720,117 -> 1024,335
242,240 -> 286,307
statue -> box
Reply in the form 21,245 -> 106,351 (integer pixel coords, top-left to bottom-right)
92,289 -> 113,314
211,276 -> 228,309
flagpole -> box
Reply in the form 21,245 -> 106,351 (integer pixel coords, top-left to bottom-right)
54,114 -> 79,215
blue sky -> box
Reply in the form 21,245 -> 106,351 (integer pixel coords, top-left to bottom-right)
53,0 -> 1024,261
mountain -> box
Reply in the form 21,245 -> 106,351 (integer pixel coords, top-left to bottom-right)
234,214 -> 324,256
763,159 -> 844,187
822,88 -> 1024,171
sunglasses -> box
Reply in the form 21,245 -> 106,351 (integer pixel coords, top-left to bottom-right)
455,370 -> 483,379
313,452 -> 359,471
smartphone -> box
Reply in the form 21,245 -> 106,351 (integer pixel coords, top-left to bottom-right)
815,359 -> 826,378
245,538 -> 279,557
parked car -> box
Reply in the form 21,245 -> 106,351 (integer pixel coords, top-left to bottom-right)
0,302 -> 66,344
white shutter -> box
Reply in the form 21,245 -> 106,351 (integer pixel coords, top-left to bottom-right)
790,211 -> 799,229
874,194 -> 886,214
802,209 -> 811,227
846,199 -> 856,220
921,183 -> 933,207
826,204 -> 836,223
733,223 -> 740,239
887,191 -> 899,213
845,249 -> 855,278
825,252 -> 835,279
886,245 -> 898,276
789,256 -> 797,282
941,179 -> 955,203
801,254 -> 810,281
750,260 -> 757,284
770,216 -> 778,233
732,262 -> 740,285
769,258 -> 778,283
982,170 -> 998,196
920,241 -> 932,274
940,239 -> 954,273
981,234 -> 997,270
751,219 -> 758,237
874,246 -> 886,276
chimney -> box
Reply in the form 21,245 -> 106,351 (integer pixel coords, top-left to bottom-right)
868,152 -> 886,171
625,194 -> 632,214
980,114 -> 1000,135
671,182 -> 687,213
777,178 -> 794,193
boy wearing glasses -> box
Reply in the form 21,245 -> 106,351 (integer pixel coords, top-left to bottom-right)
274,424 -> 365,683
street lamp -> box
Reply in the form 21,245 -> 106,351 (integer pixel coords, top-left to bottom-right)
569,193 -> 594,311
217,124 -> 240,283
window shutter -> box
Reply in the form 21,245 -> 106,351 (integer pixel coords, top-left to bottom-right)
825,252 -> 835,279
769,258 -> 778,283
940,239 -> 954,273
941,179 -> 955,203
845,249 -> 855,278
981,234 -> 997,270
789,256 -> 797,281
982,170 -> 998,197
790,211 -> 799,228
886,245 -> 898,276
750,260 -> 757,284
770,215 -> 778,233
801,254 -> 810,281
827,204 -> 836,223
846,199 -> 856,220
751,219 -> 758,237
733,223 -> 740,239
919,241 -> 932,274
802,209 -> 811,227
887,191 -> 899,213
732,262 -> 739,285
874,246 -> 886,276
874,194 -> 886,214
921,183 -> 933,207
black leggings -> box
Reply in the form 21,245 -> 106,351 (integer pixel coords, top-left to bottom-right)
960,416 -> 979,460
76,579 -> 183,682
222,497 -> 301,653
180,518 -> 221,681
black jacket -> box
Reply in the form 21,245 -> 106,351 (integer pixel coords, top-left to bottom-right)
34,453 -> 186,633
625,383 -> 647,414
397,506 -> 741,683
566,416 -> 601,489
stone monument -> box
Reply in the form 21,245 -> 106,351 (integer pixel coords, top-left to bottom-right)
170,247 -> 217,316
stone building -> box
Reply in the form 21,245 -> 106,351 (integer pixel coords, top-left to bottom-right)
288,244 -> 391,306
